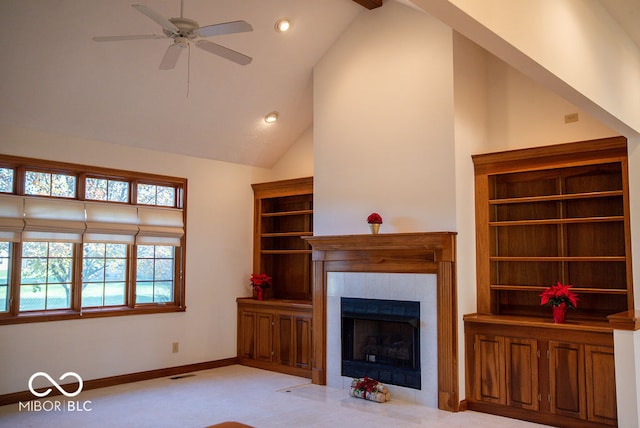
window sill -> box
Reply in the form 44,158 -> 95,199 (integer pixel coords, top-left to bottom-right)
0,305 -> 186,325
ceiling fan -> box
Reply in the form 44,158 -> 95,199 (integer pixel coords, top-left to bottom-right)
93,1 -> 253,69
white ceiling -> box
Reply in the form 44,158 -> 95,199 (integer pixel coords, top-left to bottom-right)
0,1 -> 637,168
0,0 -> 363,168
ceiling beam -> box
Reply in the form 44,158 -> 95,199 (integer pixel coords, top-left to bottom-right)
352,0 -> 383,9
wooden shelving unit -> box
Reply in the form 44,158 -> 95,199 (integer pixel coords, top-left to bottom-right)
465,137 -> 632,427
473,137 -> 633,321
237,177 -> 313,378
252,177 -> 313,301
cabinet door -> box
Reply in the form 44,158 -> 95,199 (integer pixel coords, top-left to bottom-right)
505,337 -> 539,411
239,311 -> 256,359
548,341 -> 586,420
474,334 -> 506,404
585,345 -> 617,425
277,314 -> 293,366
276,314 -> 312,369
294,315 -> 312,369
256,312 -> 274,362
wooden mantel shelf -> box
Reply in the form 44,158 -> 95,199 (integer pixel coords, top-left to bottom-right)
303,232 -> 456,275
303,232 -> 455,261
304,231 -> 459,412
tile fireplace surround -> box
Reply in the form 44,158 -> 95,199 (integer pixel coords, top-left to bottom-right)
327,271 -> 438,406
304,232 -> 458,412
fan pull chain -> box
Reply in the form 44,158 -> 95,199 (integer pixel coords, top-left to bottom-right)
186,42 -> 191,98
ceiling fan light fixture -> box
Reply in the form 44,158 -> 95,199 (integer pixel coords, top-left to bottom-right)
274,18 -> 291,33
265,111 -> 280,123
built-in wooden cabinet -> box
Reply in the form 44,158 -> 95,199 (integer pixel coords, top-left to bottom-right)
237,177 -> 314,378
465,315 -> 616,427
466,137 -> 630,426
237,298 -> 312,378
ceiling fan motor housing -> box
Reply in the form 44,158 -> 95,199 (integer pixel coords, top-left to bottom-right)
165,17 -> 199,39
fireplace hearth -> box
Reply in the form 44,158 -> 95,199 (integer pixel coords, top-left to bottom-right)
341,297 -> 421,389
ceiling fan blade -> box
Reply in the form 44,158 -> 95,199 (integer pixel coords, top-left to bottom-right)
197,20 -> 253,38
159,42 -> 184,70
132,4 -> 179,34
92,34 -> 164,42
195,40 -> 252,65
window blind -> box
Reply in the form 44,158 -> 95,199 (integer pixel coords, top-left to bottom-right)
0,195 -> 25,242
23,197 -> 85,242
84,202 -> 138,244
136,206 -> 184,246
0,197 -> 185,246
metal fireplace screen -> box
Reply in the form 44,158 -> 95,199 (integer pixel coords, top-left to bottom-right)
341,297 -> 421,390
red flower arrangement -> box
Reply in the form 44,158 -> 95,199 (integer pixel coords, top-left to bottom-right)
540,281 -> 579,309
367,212 -> 383,224
250,273 -> 272,289
354,377 -> 380,393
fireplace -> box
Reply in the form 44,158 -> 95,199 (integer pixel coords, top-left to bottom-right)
303,232 -> 458,411
341,297 -> 421,389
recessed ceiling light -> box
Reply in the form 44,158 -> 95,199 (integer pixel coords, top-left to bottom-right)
265,111 -> 279,123
275,18 -> 291,32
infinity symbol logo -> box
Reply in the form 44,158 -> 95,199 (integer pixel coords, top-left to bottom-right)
28,372 -> 84,398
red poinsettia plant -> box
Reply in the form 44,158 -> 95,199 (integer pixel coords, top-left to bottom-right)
540,281 -> 579,309
354,377 -> 380,394
250,273 -> 272,289
367,212 -> 383,224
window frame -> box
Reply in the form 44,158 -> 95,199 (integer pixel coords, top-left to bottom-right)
0,154 -> 187,325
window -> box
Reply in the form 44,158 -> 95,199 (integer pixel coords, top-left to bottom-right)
0,242 -> 10,312
137,183 -> 177,207
86,177 -> 130,203
82,243 -> 127,307
20,242 -> 74,311
0,168 -> 13,193
0,155 -> 187,324
136,245 -> 174,304
25,170 -> 76,198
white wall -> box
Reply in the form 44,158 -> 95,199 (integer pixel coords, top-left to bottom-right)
413,0 -> 640,136
270,126 -> 314,181
314,1 -> 456,236
486,55 -> 617,151
0,124 -> 270,395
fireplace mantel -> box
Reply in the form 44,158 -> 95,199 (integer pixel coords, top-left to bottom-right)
304,232 -> 459,412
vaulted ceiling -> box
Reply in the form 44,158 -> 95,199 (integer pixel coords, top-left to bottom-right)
0,1 -> 637,168
0,0 -> 364,168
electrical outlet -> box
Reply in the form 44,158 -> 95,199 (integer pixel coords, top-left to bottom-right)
172,342 -> 179,353
564,113 -> 579,123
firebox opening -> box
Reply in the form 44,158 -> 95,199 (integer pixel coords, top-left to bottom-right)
341,297 -> 421,390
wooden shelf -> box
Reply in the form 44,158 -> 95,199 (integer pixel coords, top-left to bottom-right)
464,312 -> 613,333
489,216 -> 623,226
261,231 -> 313,238
489,190 -> 623,205
262,209 -> 313,217
261,249 -> 312,255
490,256 -> 626,262
489,285 -> 629,294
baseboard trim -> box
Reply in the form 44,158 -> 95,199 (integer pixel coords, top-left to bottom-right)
0,357 -> 238,406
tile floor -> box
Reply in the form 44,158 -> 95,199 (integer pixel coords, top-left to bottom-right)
0,365 -> 550,427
